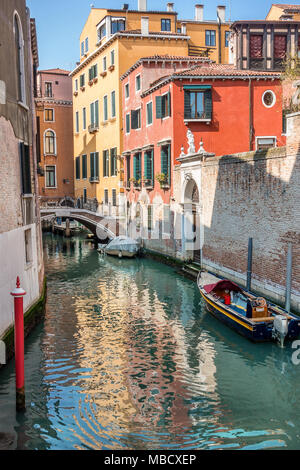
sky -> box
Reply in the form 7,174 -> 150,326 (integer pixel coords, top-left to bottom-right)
26,0 -> 282,71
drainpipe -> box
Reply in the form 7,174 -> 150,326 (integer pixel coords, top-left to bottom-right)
217,12 -> 222,64
249,78 -> 253,151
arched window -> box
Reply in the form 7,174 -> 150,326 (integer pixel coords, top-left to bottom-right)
14,12 -> 26,104
44,130 -> 56,155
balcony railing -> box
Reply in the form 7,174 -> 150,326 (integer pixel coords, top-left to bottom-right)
89,176 -> 100,183
184,110 -> 212,122
88,123 -> 99,134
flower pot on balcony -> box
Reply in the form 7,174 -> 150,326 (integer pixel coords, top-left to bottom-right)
108,65 -> 115,72
100,71 -> 107,78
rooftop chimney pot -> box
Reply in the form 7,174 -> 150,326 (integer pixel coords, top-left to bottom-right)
138,0 -> 147,11
195,4 -> 204,21
217,5 -> 226,23
167,2 -> 174,12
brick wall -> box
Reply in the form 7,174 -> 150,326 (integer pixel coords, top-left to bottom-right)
201,112 -> 300,311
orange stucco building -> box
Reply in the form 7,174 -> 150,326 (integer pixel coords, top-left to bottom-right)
36,69 -> 74,206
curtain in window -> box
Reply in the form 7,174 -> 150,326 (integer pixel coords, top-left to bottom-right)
250,35 -> 263,58
274,35 -> 287,59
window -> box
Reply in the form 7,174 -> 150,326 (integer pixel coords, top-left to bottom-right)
161,19 -> 171,32
111,91 -> 116,118
250,34 -> 263,58
103,56 -> 107,72
75,157 -> 80,179
45,82 -> 53,98
75,79 -> 78,92
14,13 -> 26,103
45,165 -> 56,188
103,150 -> 110,177
89,64 -> 98,81
112,189 -> 117,207
81,41 -> 84,56
83,188 -> 87,204
90,152 -> 99,180
85,37 -> 89,54
184,87 -> 212,120
160,145 -> 170,185
262,90 -> 276,108
146,101 -> 153,125
256,137 -> 276,150
126,155 -> 131,185
104,189 -> 109,204
225,31 -> 230,47
44,130 -> 56,154
274,35 -> 287,59
111,50 -> 115,65
136,74 -> 141,92
125,83 -> 129,99
131,108 -> 141,129
125,113 -> 130,134
90,100 -> 99,126
80,74 -> 85,88
19,143 -> 32,194
82,154 -> 87,179
156,92 -> 171,119
205,30 -> 216,47
83,107 -> 87,130
103,95 -> 108,121
111,18 -> 125,34
24,229 -> 32,264
177,27 -> 182,33
75,111 -> 79,133
45,109 -> 54,122
144,150 -> 153,184
97,23 -> 106,42
133,153 -> 141,182
110,147 -> 117,176
147,205 -> 153,231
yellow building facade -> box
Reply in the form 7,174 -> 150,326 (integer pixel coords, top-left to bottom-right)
266,4 -> 300,21
70,3 -> 231,213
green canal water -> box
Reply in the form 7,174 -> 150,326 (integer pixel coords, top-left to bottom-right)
0,234 -> 299,450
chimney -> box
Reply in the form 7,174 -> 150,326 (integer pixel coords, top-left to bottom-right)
167,2 -> 174,11
195,4 -> 204,21
181,22 -> 186,34
141,16 -> 149,35
217,5 -> 226,23
138,0 -> 147,11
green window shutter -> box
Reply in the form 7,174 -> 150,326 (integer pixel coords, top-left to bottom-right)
103,151 -> 106,177
76,156 -> 80,179
161,146 -> 168,177
156,96 -> 162,119
90,102 -> 94,125
95,100 -> 99,126
95,152 -> 99,177
89,68 -> 92,81
144,151 -> 152,180
133,154 -> 137,179
204,90 -> 212,119
184,90 -> 191,120
131,110 -> 137,129
126,114 -> 130,133
90,153 -> 94,178
94,64 -> 98,78
167,92 -> 171,117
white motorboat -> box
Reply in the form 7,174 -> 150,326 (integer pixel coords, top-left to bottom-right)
98,236 -> 140,258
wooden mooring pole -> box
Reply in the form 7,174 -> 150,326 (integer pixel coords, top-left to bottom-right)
246,238 -> 253,292
285,244 -> 292,313
10,277 -> 26,411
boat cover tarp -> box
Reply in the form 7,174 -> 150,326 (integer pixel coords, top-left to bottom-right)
203,280 -> 243,294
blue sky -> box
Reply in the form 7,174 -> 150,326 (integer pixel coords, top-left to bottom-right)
26,0 -> 278,71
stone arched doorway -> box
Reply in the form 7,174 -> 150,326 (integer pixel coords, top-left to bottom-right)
184,178 -> 201,265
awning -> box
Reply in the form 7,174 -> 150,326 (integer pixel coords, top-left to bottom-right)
204,280 -> 243,294
183,85 -> 212,90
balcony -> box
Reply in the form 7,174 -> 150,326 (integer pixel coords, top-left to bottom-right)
184,111 -> 212,124
89,176 -> 99,183
143,179 -> 154,190
88,123 -> 99,134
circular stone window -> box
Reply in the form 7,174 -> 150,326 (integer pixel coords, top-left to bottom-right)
262,90 -> 276,108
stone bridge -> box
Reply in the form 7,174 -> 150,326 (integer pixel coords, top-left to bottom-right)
40,208 -> 121,240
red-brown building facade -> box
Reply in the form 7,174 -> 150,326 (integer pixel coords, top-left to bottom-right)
36,69 -> 74,207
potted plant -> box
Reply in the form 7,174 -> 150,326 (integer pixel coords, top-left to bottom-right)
155,173 -> 169,189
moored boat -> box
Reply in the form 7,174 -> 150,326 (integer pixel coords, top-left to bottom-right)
197,272 -> 300,345
98,236 -> 140,258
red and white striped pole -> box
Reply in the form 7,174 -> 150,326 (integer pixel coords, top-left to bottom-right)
11,277 -> 26,411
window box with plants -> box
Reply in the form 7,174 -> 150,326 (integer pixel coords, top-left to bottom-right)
129,177 -> 141,190
143,178 -> 153,190
155,173 -> 170,190
100,71 -> 107,78
80,86 -> 85,92
108,65 -> 115,72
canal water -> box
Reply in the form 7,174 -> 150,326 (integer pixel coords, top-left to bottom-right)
0,234 -> 299,450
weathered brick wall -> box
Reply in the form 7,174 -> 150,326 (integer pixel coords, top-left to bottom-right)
201,112 -> 300,310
